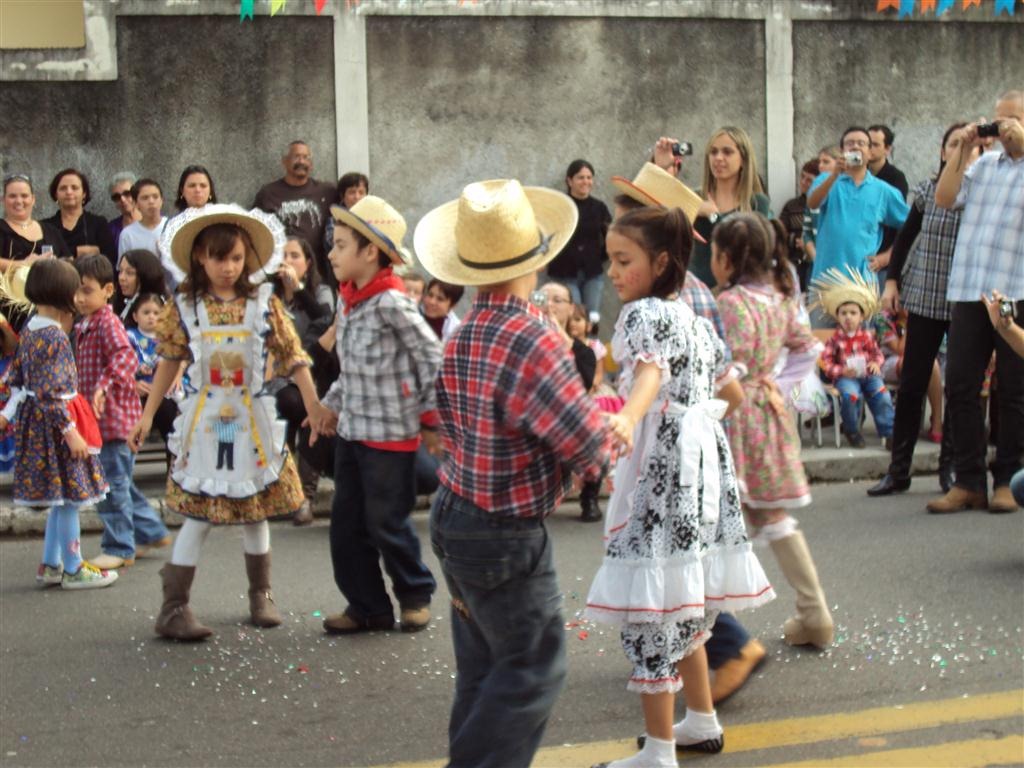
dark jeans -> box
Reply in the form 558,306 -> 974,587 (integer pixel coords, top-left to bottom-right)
430,487 -> 567,768
888,312 -> 949,480
946,301 -> 1024,491
415,444 -> 441,496
705,613 -> 750,670
329,436 -> 435,620
1011,469 -> 1024,506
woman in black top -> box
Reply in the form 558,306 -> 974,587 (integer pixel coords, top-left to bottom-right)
546,160 -> 612,323
42,169 -> 116,267
1,174 -> 71,273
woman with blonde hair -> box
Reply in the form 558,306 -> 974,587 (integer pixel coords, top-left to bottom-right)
690,126 -> 772,287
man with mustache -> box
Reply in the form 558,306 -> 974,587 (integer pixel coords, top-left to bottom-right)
253,141 -> 336,278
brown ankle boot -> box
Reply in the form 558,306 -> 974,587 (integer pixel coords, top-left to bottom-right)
769,531 -> 834,649
926,486 -> 987,514
155,564 -> 213,641
244,552 -> 282,628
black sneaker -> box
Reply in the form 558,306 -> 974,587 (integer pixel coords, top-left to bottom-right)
845,431 -> 866,449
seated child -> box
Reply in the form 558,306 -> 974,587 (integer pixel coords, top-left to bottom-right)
815,268 -> 895,448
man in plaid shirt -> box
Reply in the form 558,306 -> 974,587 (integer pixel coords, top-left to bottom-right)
73,255 -> 169,570
415,180 -> 610,768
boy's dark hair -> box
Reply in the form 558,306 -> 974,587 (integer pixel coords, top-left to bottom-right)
712,213 -> 794,297
25,258 -> 79,315
131,178 -> 162,202
48,168 -> 91,205
75,253 -> 115,287
336,223 -> 391,269
174,165 -> 218,211
610,207 -> 693,299
613,194 -> 645,213
801,158 -> 820,176
336,172 -> 369,203
427,278 -> 464,306
179,223 -> 259,306
867,124 -> 895,148
840,126 -> 871,148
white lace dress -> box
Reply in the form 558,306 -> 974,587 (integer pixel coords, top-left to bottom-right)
585,298 -> 774,693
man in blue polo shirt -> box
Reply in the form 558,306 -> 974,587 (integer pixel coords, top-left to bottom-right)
807,126 -> 909,327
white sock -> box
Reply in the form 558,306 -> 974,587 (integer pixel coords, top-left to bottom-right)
674,709 -> 723,745
170,518 -> 211,566
242,521 -> 270,555
607,734 -> 677,768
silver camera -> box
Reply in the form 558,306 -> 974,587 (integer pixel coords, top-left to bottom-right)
843,151 -> 864,167
529,289 -> 548,309
998,298 -> 1016,319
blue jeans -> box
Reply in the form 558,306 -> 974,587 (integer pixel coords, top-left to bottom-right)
96,440 -> 169,559
564,271 -> 605,321
329,437 -> 436,620
705,613 -> 750,670
1010,469 -> 1024,506
836,375 -> 894,438
430,487 -> 567,768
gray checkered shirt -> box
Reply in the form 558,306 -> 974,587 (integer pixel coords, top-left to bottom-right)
322,289 -> 442,442
900,178 -> 962,321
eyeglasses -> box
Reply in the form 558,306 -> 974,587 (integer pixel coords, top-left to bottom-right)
110,191 -> 133,202
843,140 -> 869,149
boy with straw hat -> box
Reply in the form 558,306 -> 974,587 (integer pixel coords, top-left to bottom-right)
415,179 -> 612,768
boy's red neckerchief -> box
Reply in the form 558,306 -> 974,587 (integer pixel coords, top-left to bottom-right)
339,266 -> 406,315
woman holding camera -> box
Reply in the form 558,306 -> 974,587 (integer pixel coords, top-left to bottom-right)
868,122 -> 980,499
546,159 -> 612,323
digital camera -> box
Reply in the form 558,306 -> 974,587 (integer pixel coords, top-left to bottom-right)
843,151 -> 864,167
977,122 -> 1001,139
672,141 -> 694,157
999,298 -> 1016,319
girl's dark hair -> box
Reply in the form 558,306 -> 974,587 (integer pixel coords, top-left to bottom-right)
712,213 -> 794,297
336,172 -> 369,203
274,236 -> 322,299
564,159 -> 595,192
936,122 -> 969,180
25,258 -> 79,315
48,168 -> 91,205
426,278 -> 464,306
115,249 -> 168,318
335,222 -> 390,269
610,207 -> 693,299
179,223 -> 259,308
175,165 -> 218,211
613,194 -> 645,213
130,292 -> 165,318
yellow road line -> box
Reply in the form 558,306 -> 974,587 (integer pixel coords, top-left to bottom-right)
381,688 -> 1023,768
770,734 -> 1024,768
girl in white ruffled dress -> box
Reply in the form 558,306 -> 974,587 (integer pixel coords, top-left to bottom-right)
585,207 -> 775,768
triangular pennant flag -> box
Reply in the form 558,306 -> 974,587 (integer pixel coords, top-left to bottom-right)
921,0 -> 937,10
994,0 -> 1016,15
271,0 -> 287,15
876,0 -> 900,9
962,0 -> 981,7
315,0 -> 328,13
240,0 -> 255,21
899,0 -> 915,16
937,0 -> 956,11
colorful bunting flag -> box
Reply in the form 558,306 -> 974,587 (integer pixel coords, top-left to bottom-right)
898,0 -> 915,16
315,0 -> 328,13
920,0 -> 937,10
876,0 -> 900,10
240,0 -> 254,20
962,0 -> 981,7
936,0 -> 956,11
270,0 -> 286,15
994,0 -> 1016,14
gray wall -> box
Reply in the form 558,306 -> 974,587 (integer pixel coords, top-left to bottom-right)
365,15 -> 766,230
0,15 -> 336,221
792,20 -> 1023,193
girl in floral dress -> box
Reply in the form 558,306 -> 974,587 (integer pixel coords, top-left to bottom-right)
585,207 -> 774,768
0,259 -> 115,589
712,213 -> 834,650
129,205 -> 333,641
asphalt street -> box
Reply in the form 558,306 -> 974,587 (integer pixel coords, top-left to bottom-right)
1,480 -> 1021,767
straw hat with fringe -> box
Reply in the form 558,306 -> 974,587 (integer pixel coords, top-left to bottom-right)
331,196 -> 411,266
810,266 -> 880,320
414,179 -> 578,287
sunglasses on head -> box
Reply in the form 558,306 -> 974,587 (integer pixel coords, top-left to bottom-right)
3,173 -> 32,186
110,190 -> 133,202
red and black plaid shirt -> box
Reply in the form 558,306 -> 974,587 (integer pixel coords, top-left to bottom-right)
74,304 -> 141,441
436,293 -> 610,518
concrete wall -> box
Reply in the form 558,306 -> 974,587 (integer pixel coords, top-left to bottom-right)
0,15 -> 335,221
792,20 -> 1023,193
365,15 -> 766,231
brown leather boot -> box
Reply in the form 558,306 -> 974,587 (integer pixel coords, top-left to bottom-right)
244,552 -> 283,628
769,531 -> 834,649
926,486 -> 988,514
155,564 -> 213,641
989,486 -> 1020,514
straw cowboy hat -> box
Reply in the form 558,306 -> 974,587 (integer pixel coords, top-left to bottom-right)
331,196 -> 410,266
810,266 -> 881,320
612,163 -> 706,240
413,179 -> 578,287
160,204 -> 286,284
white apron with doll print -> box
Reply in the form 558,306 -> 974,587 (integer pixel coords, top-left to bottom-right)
167,283 -> 288,499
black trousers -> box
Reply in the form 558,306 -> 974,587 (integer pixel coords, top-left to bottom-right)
888,312 -> 949,479
945,300 -> 1024,491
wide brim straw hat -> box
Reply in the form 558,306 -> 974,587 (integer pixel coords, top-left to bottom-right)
810,265 -> 881,320
159,204 -> 286,285
413,179 -> 578,287
611,162 -> 707,243
331,196 -> 410,266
